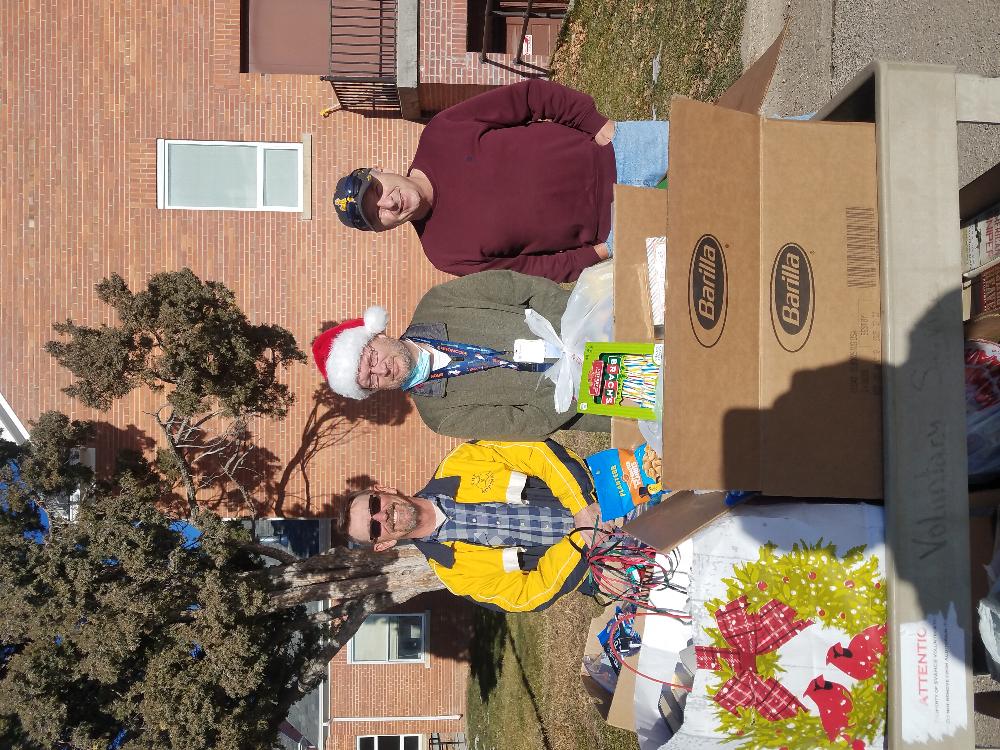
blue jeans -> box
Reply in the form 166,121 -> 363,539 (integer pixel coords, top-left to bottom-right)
606,120 -> 669,256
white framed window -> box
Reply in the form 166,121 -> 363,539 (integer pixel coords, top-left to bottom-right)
357,735 -> 421,750
348,613 -> 427,664
0,390 -> 28,445
156,139 -> 303,211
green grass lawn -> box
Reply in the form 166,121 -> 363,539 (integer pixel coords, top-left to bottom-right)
550,0 -> 747,120
465,597 -> 640,750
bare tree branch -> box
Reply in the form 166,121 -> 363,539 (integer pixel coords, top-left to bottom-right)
242,542 -> 298,565
149,406 -> 198,513
284,592 -> 393,707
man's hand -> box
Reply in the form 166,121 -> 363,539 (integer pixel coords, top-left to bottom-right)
594,243 -> 610,260
594,119 -> 616,146
573,501 -> 615,533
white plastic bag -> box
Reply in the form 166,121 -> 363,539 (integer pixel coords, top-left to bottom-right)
525,261 -> 614,413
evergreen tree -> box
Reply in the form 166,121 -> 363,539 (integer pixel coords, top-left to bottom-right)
45,269 -> 304,419
0,270 -> 445,750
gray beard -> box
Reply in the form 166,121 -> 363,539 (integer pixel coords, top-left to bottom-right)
392,339 -> 415,383
389,499 -> 418,535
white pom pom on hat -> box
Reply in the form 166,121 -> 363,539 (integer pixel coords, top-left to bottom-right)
311,305 -> 389,400
362,305 -> 388,334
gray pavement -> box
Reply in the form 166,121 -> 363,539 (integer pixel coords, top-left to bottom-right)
741,0 -> 1000,186
740,2 -> 1000,745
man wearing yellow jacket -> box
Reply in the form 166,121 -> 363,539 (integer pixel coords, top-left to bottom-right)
343,439 -> 606,612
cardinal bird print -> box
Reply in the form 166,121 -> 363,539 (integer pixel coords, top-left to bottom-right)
804,674 -> 854,742
827,623 -> 887,680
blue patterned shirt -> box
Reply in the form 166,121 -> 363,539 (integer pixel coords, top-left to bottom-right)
421,493 -> 575,548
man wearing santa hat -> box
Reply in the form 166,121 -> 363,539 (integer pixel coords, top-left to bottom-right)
312,270 -> 609,440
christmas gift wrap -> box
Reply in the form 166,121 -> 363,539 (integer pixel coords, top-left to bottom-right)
662,503 -> 887,750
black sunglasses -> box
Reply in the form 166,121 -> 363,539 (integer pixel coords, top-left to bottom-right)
368,493 -> 381,542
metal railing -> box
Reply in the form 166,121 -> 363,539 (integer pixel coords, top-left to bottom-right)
429,733 -> 468,749
321,0 -> 400,113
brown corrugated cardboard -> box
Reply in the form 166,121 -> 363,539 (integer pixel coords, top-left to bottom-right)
960,163 -> 1000,318
969,265 -> 1000,317
579,603 -> 646,732
715,22 -> 787,115
607,26 -> 786,453
663,97 -> 882,498
622,490 -> 732,551
611,185 -> 668,450
967,312 -> 1000,343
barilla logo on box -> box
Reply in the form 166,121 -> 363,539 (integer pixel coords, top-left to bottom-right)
770,243 -> 815,352
688,234 -> 728,348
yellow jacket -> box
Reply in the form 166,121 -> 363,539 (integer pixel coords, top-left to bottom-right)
412,440 -> 597,612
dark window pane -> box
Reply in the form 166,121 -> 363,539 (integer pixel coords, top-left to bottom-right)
403,737 -> 420,750
377,737 -> 401,750
358,737 -> 375,750
390,615 -> 424,660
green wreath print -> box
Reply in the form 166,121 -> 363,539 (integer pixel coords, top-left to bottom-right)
701,540 -> 887,750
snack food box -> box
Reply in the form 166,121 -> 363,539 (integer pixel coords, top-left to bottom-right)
577,342 -> 661,420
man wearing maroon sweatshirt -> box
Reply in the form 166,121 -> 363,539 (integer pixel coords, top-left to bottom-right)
332,80 -> 668,283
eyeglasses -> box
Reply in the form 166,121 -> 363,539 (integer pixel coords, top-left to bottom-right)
369,493 -> 382,542
358,345 -> 380,390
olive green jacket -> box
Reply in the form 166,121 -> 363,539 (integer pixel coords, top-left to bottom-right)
405,270 -> 609,440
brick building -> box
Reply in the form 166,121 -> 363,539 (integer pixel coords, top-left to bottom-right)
5,0 -> 456,519
247,0 -> 565,117
4,1 -> 560,749
326,592 -> 477,750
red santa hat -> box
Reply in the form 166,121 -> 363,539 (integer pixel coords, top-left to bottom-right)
312,306 -> 389,400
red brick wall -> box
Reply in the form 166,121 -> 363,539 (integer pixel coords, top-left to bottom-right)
419,0 -> 555,103
418,83 -> 497,113
326,592 -> 476,749
2,0 -> 460,518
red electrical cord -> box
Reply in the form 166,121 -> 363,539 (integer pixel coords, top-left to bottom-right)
578,530 -> 695,689
607,610 -> 694,691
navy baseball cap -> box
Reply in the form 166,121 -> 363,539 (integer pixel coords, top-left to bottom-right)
333,168 -> 376,231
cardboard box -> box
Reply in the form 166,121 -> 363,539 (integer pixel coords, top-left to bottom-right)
963,203 -> 1000,274
969,265 -> 1000,317
608,26 -> 788,453
622,490 -> 732,551
662,97 -> 882,498
579,603 -> 646,732
610,184 -> 668,450
968,312 -> 1000,344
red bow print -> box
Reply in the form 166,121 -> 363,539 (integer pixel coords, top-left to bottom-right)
696,595 -> 814,720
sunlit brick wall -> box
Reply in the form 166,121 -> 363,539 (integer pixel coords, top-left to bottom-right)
325,592 -> 476,749
2,0 -> 461,518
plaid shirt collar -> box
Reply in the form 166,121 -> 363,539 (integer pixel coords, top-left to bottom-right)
418,493 -> 573,548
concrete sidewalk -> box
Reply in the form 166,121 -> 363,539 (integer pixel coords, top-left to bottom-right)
741,0 -> 1000,186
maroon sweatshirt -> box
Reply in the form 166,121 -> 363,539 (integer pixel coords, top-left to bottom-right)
409,80 -> 616,283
